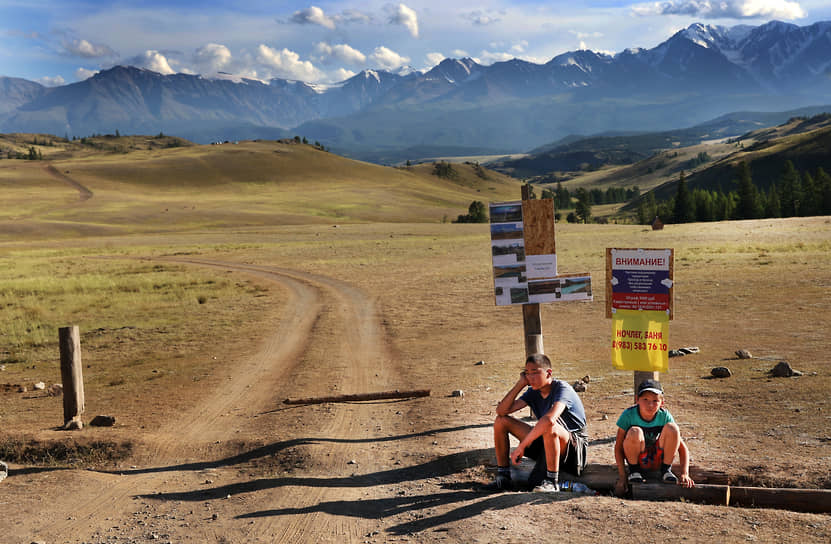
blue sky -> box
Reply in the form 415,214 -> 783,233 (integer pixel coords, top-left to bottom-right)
1,0 -> 829,86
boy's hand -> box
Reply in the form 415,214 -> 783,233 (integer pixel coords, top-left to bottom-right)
518,371 -> 529,387
614,478 -> 628,497
510,445 -> 525,465
678,473 -> 695,488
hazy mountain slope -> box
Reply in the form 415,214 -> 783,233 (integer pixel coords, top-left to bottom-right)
2,21 -> 830,159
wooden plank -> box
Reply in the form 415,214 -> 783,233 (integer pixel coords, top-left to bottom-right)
576,463 -> 729,490
631,482 -> 730,505
631,483 -> 831,513
728,486 -> 831,513
284,389 -> 430,405
521,199 -> 556,255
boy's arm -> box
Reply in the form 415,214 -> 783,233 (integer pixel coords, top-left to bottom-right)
613,427 -> 628,496
677,438 -> 695,487
495,371 -> 529,416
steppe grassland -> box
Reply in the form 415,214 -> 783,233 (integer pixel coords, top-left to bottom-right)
1,138 -> 829,485
1,219 -> 830,486
38,141 -> 519,229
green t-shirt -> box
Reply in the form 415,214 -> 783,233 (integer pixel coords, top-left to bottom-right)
616,406 -> 674,447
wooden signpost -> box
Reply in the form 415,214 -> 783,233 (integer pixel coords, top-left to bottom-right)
490,185 -> 592,358
606,248 -> 674,399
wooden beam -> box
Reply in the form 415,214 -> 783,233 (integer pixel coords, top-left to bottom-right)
631,482 -> 831,514
284,389 -> 430,405
576,463 -> 729,490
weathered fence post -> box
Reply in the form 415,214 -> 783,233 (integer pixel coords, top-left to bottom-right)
59,325 -> 85,430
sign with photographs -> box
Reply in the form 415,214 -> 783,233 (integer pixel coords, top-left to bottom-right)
490,200 -> 592,306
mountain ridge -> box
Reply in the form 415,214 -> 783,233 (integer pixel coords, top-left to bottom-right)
2,20 -> 830,161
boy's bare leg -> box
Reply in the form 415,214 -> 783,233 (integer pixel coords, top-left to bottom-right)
657,422 -> 681,464
493,415 -> 532,466
542,422 -> 570,472
622,426 -> 646,466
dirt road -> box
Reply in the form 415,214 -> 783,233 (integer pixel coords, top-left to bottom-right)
4,258 -> 440,542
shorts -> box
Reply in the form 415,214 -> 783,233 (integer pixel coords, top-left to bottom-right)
638,443 -> 665,471
524,428 -> 588,476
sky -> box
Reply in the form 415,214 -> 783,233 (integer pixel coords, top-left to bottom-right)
1,0 -> 829,87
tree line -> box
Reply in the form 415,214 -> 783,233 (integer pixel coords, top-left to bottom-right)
638,160 -> 831,224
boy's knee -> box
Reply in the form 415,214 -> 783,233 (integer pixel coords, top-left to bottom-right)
494,414 -> 513,429
625,426 -> 645,442
663,422 -> 680,436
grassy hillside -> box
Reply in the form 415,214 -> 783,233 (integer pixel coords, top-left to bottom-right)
0,136 -> 523,241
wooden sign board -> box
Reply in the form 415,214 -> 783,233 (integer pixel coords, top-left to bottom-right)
490,199 -> 591,306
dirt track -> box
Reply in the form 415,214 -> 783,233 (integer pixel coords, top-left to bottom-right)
4,258 -> 419,542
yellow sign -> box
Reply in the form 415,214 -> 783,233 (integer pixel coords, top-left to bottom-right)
611,309 -> 669,372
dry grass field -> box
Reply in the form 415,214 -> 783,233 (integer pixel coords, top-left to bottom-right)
0,139 -> 829,543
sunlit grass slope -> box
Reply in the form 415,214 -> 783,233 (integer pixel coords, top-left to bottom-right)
1,139 -> 523,241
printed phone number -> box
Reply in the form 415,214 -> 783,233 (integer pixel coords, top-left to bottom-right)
611,341 -> 668,351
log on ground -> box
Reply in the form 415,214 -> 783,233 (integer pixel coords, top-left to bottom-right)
284,389 -> 430,405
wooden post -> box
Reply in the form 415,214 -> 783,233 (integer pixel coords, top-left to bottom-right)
520,184 -> 544,358
59,326 -> 84,430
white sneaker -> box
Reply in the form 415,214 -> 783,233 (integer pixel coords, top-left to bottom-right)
628,471 -> 645,483
532,479 -> 560,493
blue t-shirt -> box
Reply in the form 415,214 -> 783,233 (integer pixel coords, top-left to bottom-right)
616,405 -> 674,447
520,379 -> 586,432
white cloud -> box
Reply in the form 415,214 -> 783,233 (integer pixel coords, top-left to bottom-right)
256,44 -> 321,81
632,0 -> 806,19
331,67 -> 357,82
62,38 -> 116,58
314,42 -> 367,65
129,50 -> 175,74
467,10 -> 504,25
37,75 -> 65,86
389,4 -> 419,38
511,40 -> 529,54
370,45 -> 410,70
75,67 -> 98,81
193,43 -> 232,74
290,6 -> 336,29
425,52 -> 445,67
478,50 -> 514,65
452,49 -> 469,58
336,9 -> 373,24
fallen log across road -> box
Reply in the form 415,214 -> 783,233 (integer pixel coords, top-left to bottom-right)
284,389 -> 431,405
631,482 -> 831,513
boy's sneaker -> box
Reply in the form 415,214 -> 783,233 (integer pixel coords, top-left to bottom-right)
532,479 -> 560,493
527,456 -> 546,489
662,468 -> 678,483
627,471 -> 645,483
482,474 -> 513,492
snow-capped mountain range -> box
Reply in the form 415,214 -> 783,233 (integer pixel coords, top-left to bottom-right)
2,21 -> 830,158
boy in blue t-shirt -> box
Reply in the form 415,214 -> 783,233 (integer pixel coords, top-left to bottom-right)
614,379 -> 694,496
483,353 -> 588,493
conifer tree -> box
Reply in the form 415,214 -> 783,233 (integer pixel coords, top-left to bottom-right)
735,161 -> 760,220
816,167 -> 831,215
672,171 -> 694,223
575,188 -> 591,223
779,160 -> 801,217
